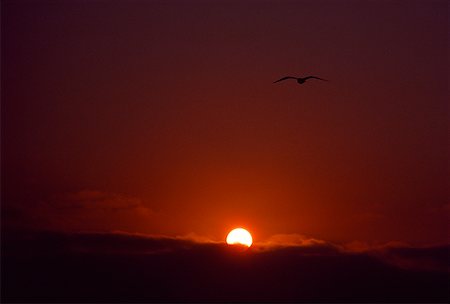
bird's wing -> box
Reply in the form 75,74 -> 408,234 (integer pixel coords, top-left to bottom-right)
304,76 -> 328,81
273,76 -> 297,83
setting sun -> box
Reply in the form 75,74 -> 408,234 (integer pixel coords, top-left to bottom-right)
226,228 -> 253,247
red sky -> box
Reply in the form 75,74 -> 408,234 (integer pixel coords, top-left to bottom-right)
2,0 -> 448,245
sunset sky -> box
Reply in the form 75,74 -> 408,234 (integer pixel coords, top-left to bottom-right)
2,1 -> 449,301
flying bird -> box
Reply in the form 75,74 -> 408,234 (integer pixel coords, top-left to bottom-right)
273,76 -> 328,85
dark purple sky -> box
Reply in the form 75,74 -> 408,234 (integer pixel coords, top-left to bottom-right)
2,0 -> 448,244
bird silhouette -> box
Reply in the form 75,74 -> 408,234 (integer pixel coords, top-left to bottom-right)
273,76 -> 328,84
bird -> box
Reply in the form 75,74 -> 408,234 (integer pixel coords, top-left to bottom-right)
273,76 -> 328,84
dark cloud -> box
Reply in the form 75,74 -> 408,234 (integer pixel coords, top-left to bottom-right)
342,240 -> 450,273
373,243 -> 450,273
53,190 -> 147,211
2,230 -> 449,302
2,190 -> 160,232
2,230 -> 219,256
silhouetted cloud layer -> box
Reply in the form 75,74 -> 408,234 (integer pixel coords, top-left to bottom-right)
373,243 -> 450,273
2,190 -> 162,232
2,230 -> 449,303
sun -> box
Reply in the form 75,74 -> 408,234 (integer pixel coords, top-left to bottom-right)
226,228 -> 253,248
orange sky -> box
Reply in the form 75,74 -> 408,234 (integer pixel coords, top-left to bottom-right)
2,0 -> 448,245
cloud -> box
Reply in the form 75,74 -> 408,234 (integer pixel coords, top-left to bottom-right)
372,243 -> 450,273
342,240 -> 410,253
258,233 -> 327,246
65,230 -> 221,254
342,240 -> 450,273
49,190 -> 153,214
254,234 -> 450,273
4,190 -> 158,232
3,230 -> 449,303
3,230 -> 220,257
8,229 -> 448,273
253,233 -> 340,254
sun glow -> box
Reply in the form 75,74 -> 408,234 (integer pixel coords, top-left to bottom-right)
226,228 -> 253,248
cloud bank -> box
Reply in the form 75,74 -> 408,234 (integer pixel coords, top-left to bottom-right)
3,230 -> 448,303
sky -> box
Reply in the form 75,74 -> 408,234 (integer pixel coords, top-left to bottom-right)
2,0 -> 449,302
4,0 -> 448,245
